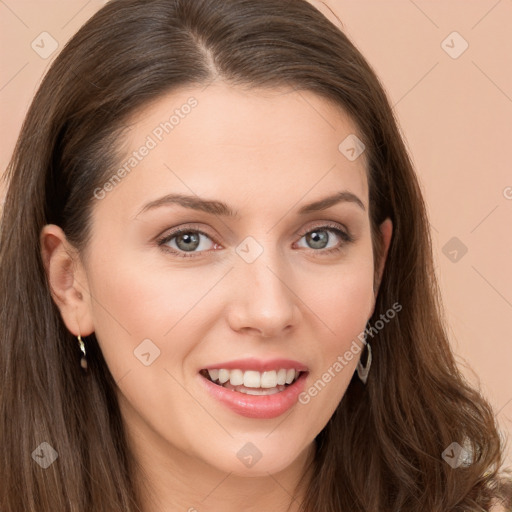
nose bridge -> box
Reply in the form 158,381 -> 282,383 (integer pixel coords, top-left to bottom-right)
228,236 -> 298,336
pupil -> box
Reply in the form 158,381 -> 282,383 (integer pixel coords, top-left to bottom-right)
177,232 -> 200,251
307,230 -> 328,249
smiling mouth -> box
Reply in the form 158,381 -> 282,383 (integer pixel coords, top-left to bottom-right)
199,368 -> 305,395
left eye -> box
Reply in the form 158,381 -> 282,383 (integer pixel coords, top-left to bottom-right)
295,226 -> 352,252
157,224 -> 353,258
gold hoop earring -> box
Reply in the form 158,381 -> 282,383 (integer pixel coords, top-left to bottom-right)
77,335 -> 88,371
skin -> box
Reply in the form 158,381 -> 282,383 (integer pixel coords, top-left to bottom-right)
41,83 -> 393,512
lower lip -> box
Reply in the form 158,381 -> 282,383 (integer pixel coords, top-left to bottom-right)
199,372 -> 308,419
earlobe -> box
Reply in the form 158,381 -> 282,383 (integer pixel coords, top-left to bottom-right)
40,224 -> 94,336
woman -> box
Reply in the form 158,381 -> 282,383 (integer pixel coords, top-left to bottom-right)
0,0 -> 510,510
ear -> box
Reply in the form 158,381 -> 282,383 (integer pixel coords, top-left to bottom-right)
40,224 -> 95,337
375,218 -> 393,295
369,218 -> 393,317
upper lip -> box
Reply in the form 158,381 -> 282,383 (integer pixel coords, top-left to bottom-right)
200,358 -> 309,373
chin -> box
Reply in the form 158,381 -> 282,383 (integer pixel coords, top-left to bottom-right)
202,436 -> 312,477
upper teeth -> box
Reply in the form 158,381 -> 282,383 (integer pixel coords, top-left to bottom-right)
206,368 -> 300,388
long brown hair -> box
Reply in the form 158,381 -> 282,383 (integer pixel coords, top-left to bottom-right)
1,0 -> 510,510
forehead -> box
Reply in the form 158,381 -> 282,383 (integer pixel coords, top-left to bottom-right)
94,83 -> 369,220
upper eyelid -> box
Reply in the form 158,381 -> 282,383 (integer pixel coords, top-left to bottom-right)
159,220 -> 349,236
296,222 -> 349,236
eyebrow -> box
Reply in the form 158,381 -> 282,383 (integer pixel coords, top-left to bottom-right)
136,190 -> 366,218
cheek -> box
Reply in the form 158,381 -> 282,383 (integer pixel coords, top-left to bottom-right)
85,255 -> 207,433
322,270 -> 373,318
84,252 -> 214,380
294,258 -> 374,413
316,278 -> 373,376
302,257 -> 375,339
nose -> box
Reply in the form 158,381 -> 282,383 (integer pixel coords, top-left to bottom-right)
226,248 -> 300,338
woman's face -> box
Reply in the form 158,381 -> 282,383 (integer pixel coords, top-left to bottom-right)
54,84 -> 391,477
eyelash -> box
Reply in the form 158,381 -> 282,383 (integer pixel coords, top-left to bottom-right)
156,222 -> 355,259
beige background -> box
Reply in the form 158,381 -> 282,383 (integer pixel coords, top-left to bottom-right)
1,0 -> 511,467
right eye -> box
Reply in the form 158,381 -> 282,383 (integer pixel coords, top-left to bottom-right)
157,226 -> 221,258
